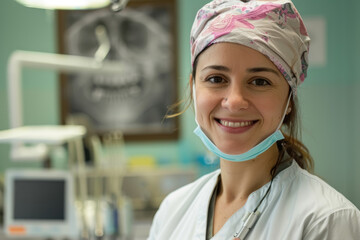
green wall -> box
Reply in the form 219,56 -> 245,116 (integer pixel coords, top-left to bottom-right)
0,0 -> 58,170
350,0 -> 360,207
294,0 -> 360,206
0,0 -> 359,207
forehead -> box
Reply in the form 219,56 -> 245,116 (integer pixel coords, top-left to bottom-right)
197,42 -> 278,71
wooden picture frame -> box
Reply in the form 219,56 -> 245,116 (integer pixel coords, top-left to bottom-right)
57,0 -> 179,141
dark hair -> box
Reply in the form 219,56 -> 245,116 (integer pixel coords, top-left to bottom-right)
281,96 -> 314,172
167,56 -> 314,172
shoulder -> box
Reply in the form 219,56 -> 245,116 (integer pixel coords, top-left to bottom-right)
292,164 -> 357,212
280,162 -> 360,237
160,169 -> 220,212
303,206 -> 360,239
148,169 -> 220,239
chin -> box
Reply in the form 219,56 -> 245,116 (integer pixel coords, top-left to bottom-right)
218,144 -> 251,155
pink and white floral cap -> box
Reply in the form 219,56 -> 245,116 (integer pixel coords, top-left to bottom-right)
190,0 -> 310,94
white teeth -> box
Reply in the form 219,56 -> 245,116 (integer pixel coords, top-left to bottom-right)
220,120 -> 253,128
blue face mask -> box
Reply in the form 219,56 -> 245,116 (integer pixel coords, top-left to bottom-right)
194,126 -> 285,162
193,85 -> 291,162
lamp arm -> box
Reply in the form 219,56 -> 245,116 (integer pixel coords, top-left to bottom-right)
7,50 -> 125,128
7,50 -> 125,160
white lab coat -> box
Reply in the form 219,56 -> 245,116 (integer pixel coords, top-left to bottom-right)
148,160 -> 360,239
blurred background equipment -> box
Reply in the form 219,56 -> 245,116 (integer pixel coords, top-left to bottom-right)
4,169 -> 78,238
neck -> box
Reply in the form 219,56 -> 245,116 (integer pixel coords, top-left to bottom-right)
218,144 -> 279,203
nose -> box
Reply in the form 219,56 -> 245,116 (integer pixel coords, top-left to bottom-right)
221,86 -> 249,112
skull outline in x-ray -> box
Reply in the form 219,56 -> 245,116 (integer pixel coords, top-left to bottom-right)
65,7 -> 175,133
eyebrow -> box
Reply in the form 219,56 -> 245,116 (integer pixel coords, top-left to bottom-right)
201,65 -> 280,76
201,65 -> 230,72
247,67 -> 280,76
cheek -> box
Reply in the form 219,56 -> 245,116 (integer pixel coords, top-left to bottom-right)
195,90 -> 218,123
257,97 -> 285,124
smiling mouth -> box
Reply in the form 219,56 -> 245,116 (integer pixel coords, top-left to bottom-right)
217,119 -> 257,128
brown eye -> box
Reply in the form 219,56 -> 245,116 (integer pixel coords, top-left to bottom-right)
207,76 -> 225,84
250,78 -> 270,86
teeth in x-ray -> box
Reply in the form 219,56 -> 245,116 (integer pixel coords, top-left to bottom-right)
89,74 -> 142,102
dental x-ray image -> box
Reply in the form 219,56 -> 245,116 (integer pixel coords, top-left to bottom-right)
58,0 -> 178,140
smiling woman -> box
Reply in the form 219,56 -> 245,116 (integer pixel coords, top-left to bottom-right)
194,43 -> 290,156
148,0 -> 360,240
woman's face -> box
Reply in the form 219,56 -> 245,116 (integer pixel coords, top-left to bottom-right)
193,43 -> 290,155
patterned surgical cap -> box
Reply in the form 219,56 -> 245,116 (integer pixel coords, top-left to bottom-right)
190,0 -> 310,94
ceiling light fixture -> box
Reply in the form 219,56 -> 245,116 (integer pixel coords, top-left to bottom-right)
15,0 -> 111,10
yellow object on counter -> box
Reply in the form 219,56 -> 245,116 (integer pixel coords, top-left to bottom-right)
128,155 -> 156,169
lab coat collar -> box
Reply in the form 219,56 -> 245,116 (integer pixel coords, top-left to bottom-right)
199,159 -> 298,239
193,169 -> 220,239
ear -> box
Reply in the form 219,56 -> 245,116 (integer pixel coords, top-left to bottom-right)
286,107 -> 292,115
189,74 -> 194,102
286,99 -> 292,115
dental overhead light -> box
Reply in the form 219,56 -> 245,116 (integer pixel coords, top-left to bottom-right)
15,0 -> 128,10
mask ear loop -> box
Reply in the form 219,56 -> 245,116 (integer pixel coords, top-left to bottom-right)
276,91 -> 293,131
192,83 -> 200,125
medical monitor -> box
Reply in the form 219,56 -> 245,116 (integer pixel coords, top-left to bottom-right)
4,169 -> 78,238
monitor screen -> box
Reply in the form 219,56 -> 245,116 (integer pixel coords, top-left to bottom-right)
14,179 -> 65,220
5,169 -> 78,238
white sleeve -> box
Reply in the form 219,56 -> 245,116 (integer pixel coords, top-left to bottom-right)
304,208 -> 360,240
147,197 -> 169,240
